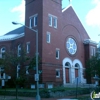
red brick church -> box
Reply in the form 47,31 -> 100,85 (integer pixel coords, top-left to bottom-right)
0,0 -> 97,88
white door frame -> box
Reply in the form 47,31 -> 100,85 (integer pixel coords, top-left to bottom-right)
63,58 -> 86,85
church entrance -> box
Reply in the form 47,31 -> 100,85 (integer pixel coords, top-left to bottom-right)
75,69 -> 78,78
63,58 -> 86,85
64,62 -> 71,83
75,63 -> 80,79
65,68 -> 70,83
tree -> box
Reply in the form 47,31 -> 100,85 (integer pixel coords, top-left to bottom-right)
85,52 -> 100,85
0,52 -> 10,89
29,56 -> 42,75
0,45 -> 41,98
4,47 -> 30,99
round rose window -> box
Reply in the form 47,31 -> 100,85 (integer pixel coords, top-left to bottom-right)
66,38 -> 77,55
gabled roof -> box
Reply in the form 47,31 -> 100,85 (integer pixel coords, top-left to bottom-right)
5,26 -> 24,35
62,5 -> 90,40
0,26 -> 25,42
62,4 -> 72,12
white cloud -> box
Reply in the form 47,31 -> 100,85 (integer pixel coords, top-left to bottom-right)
86,0 -> 100,28
92,0 -> 100,4
11,0 -> 25,22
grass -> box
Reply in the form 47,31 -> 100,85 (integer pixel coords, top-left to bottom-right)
0,87 -> 91,99
0,87 -> 81,92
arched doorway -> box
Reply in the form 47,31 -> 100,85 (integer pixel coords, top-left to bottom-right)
65,62 -> 71,83
73,59 -> 86,84
75,63 -> 80,78
63,58 -> 86,85
62,58 -> 72,85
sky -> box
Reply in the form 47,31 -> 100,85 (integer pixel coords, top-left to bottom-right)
0,0 -> 100,43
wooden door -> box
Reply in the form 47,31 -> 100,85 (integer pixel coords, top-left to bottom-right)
75,69 -> 78,78
65,68 -> 70,83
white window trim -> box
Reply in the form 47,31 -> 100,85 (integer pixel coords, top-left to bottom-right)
29,18 -> 33,29
48,15 -> 52,27
48,14 -> 58,28
29,14 -> 38,28
1,47 -> 6,58
0,73 -> 5,80
90,46 -> 96,56
56,69 -> 60,78
54,17 -> 57,28
26,42 -> 30,53
34,15 -> 37,27
18,44 -> 21,57
48,84 -> 53,89
47,32 -> 51,43
17,64 -> 20,78
56,48 -> 60,59
1,47 -> 6,53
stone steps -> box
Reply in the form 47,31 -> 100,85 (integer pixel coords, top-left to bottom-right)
64,83 -> 94,88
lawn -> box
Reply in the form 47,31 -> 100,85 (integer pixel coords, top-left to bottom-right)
0,87 -> 91,100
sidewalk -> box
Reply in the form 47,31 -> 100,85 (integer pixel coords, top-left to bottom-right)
0,96 -> 77,100
0,96 -> 66,100
0,94 -> 90,100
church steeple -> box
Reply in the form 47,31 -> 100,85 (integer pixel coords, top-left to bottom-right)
69,0 -> 72,5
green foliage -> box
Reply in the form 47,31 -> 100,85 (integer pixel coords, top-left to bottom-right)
29,56 -> 41,70
16,76 -> 26,87
0,53 -> 10,70
5,48 -> 30,67
86,52 -> 100,77
29,56 -> 36,69
0,87 -> 90,99
0,47 -> 31,99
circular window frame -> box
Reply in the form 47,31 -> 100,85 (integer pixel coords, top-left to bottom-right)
66,37 -> 77,55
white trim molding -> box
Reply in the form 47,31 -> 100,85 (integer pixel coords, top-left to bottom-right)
73,59 -> 85,84
62,58 -> 72,85
62,58 -> 86,86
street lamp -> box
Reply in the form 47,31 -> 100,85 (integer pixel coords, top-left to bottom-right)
12,22 -> 40,100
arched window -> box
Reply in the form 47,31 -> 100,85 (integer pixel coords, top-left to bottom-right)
75,63 -> 79,68
65,62 -> 70,66
18,44 -> 21,57
1,47 -> 6,58
75,63 -> 80,78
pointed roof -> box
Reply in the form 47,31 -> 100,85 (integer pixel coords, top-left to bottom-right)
62,4 -> 72,12
62,5 -> 90,40
0,26 -> 25,42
